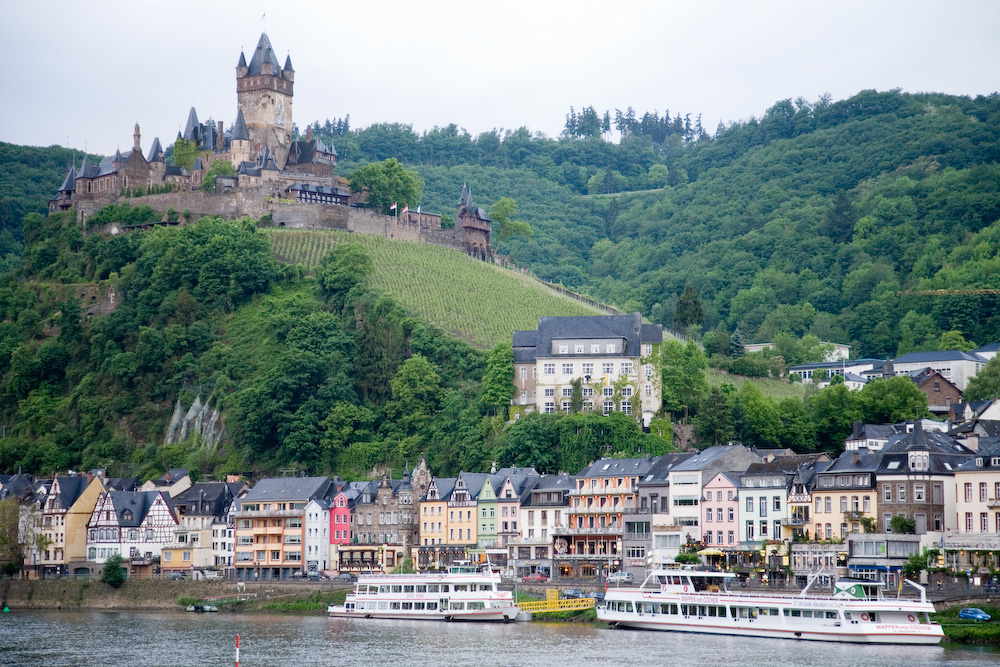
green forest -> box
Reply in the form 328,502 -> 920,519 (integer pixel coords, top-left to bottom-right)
2,87 -> 1000,480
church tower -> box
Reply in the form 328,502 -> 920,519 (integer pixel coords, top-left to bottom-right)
236,33 -> 294,169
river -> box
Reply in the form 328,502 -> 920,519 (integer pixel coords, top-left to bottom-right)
0,611 -> 996,666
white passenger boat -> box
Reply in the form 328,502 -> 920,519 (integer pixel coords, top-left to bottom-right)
327,562 -> 525,622
597,568 -> 943,644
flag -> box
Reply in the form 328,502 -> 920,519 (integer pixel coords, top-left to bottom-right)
261,12 -> 266,20
401,206 -> 409,214
389,203 -> 397,211
417,205 -> 421,214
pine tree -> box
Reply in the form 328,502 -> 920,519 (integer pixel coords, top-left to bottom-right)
674,284 -> 704,331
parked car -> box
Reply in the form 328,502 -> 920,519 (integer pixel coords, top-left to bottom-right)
166,571 -> 186,580
958,607 -> 991,622
562,588 -> 584,599
586,591 -> 606,602
306,571 -> 330,581
334,572 -> 358,583
606,572 -> 634,584
522,573 -> 548,583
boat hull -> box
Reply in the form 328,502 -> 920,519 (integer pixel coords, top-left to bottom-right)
328,604 -> 523,622
601,610 -> 944,644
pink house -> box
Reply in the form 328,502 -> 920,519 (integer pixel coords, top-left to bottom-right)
701,472 -> 741,550
331,481 -> 366,547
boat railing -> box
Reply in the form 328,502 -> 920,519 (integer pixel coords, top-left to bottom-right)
633,588 -> 927,603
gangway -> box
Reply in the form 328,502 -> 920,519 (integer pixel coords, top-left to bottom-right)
517,588 -> 596,613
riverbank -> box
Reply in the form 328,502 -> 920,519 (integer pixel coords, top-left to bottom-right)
0,578 -> 340,611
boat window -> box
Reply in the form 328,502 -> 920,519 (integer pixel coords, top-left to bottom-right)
441,585 -> 449,592
843,612 -> 851,620
391,585 -> 402,593
428,585 -> 439,593
480,584 -> 492,591
403,585 -> 415,593
427,602 -> 437,610
825,611 -> 838,619
660,604 -> 678,615
449,601 -> 465,610
416,585 -> 427,593
414,602 -> 425,610
378,602 -> 388,610
453,584 -> 468,592
391,602 -> 401,610
468,602 -> 485,610
379,585 -> 390,594
402,602 -> 413,610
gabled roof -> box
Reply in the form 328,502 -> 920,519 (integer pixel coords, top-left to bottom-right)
51,475 -> 88,510
973,342 -> 1000,354
524,312 -> 660,359
107,490 -> 173,527
245,33 -> 282,77
639,452 -> 695,485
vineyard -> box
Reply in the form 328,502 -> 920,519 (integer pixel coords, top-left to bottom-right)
265,229 -> 604,348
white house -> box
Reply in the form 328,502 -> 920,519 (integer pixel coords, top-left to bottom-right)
86,490 -> 177,563
304,498 -> 332,572
890,350 -> 987,391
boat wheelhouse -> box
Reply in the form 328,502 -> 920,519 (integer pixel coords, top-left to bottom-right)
597,568 -> 943,644
327,561 -> 524,622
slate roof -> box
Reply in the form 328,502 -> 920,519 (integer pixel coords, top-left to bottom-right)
638,452 -> 695,485
283,54 -> 294,71
104,476 -> 139,491
146,137 -> 163,162
973,342 -> 1000,355
908,367 -> 959,389
848,422 -> 899,441
240,476 -> 333,503
671,445 -> 743,472
245,33 -> 282,77
51,475 -> 88,510
108,490 -> 172,526
174,481 -> 237,518
821,449 -> 883,474
237,51 -> 247,68
183,107 -> 200,142
0,473 -> 36,501
57,166 -> 76,193
233,109 -> 250,141
427,477 -> 458,501
878,423 -> 973,474
519,312 -> 660,360
577,456 -> 656,479
892,350 -> 987,364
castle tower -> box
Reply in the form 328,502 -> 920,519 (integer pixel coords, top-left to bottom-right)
457,184 -> 492,261
134,123 -> 141,154
236,33 -> 294,169
230,109 -> 252,169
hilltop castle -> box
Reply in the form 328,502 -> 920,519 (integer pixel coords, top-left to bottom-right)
49,33 -> 493,261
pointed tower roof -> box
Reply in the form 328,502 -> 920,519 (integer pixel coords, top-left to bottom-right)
246,33 -> 281,77
458,183 -> 471,207
146,137 -> 163,162
237,51 -> 247,68
58,165 -> 76,193
283,54 -> 294,71
79,153 -> 92,177
193,157 -> 203,170
183,107 -> 200,142
113,147 -> 122,162
233,109 -> 250,141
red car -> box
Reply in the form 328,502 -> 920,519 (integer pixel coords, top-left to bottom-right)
522,573 -> 548,583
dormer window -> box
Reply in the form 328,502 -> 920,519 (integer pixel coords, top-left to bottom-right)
606,343 -> 616,353
558,344 -> 569,354
123,510 -> 132,521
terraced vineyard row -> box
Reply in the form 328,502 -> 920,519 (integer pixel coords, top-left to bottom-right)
266,229 -> 604,348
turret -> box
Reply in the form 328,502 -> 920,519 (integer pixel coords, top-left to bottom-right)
134,123 -> 141,153
283,54 -> 294,82
236,50 -> 248,78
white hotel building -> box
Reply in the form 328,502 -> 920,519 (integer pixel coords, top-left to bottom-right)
512,313 -> 662,427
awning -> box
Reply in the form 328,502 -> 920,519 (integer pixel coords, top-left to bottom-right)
697,548 -> 724,556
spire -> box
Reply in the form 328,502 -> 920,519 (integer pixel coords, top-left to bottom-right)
247,33 -> 281,76
183,107 -> 200,142
233,109 -> 250,141
58,165 -> 76,193
237,51 -> 247,68
146,137 -> 163,162
283,54 -> 294,72
80,153 -> 91,176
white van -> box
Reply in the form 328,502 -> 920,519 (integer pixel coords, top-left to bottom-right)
607,572 -> 634,584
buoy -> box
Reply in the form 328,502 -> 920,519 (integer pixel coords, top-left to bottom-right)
2,605 -> 9,613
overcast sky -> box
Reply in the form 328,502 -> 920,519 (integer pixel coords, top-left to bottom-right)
3,0 -> 998,156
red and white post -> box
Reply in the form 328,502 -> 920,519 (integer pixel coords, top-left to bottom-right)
235,633 -> 240,667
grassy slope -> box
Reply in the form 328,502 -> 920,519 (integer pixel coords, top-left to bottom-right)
706,368 -> 811,401
266,228 -> 604,349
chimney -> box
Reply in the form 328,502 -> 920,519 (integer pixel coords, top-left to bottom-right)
306,125 -> 312,141
86,471 -> 94,484
852,451 -> 860,464
165,472 -> 172,483
217,121 -> 224,149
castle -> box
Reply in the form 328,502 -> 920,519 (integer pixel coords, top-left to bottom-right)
49,33 -> 492,261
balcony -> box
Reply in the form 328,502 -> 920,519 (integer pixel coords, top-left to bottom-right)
842,511 -> 866,519
554,526 -> 623,536
782,517 -> 810,526
987,498 -> 1000,509
233,509 -> 302,519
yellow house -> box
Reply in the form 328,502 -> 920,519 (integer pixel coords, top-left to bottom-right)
40,475 -> 104,577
